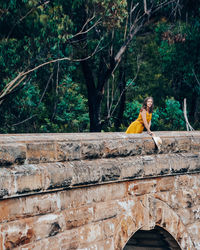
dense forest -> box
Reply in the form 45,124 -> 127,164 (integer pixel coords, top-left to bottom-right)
0,0 -> 199,133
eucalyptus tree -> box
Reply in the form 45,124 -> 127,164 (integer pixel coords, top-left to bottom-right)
0,0 -> 182,132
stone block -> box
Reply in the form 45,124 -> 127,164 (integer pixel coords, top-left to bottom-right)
93,201 -> 118,222
33,213 -> 65,241
22,193 -> 60,219
127,180 -> 157,196
64,206 -> 94,229
13,165 -> 43,194
156,176 -> 175,192
0,168 -> 12,198
143,139 -> 155,154
0,144 -> 26,166
26,142 -> 56,163
102,217 -> 117,239
120,157 -> 144,180
42,163 -> 73,189
174,137 -> 191,152
1,218 -> 35,249
81,141 -> 104,159
71,160 -> 102,186
101,160 -> 121,182
78,223 -> 103,245
103,139 -> 144,158
159,137 -> 176,153
57,142 -> 81,161
190,137 -> 200,152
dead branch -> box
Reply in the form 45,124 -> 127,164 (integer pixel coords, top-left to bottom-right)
0,37 -> 103,105
12,114 -> 37,126
192,68 -> 200,87
183,98 -> 194,131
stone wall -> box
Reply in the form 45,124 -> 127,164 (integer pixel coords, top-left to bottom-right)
0,132 -> 200,249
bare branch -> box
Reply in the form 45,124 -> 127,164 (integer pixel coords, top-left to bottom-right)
143,0 -> 147,14
192,68 -> 200,87
0,37 -> 104,105
183,98 -> 194,131
70,15 -> 101,40
12,114 -> 37,126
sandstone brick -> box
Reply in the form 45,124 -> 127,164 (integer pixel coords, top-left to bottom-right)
13,165 -> 43,194
177,208 -> 191,225
187,221 -> 200,248
64,206 -> 94,229
120,157 -> 144,180
71,160 -> 102,185
100,161 -> 121,182
156,176 -> 175,192
0,168 -> 12,198
142,156 -> 157,177
174,137 -> 191,152
143,139 -> 155,154
42,163 -> 73,189
0,198 -> 23,223
159,137 -> 176,153
81,141 -> 104,159
33,213 -> 65,240
1,218 -> 35,249
26,142 -> 56,163
0,144 -> 26,166
191,137 -> 200,151
128,180 -> 157,196
103,139 -> 143,158
59,228 -> 79,249
78,223 -> 103,245
102,218 -> 118,239
57,142 -> 81,161
93,201 -> 118,222
78,238 -> 114,250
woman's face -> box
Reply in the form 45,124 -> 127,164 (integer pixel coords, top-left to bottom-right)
147,98 -> 153,108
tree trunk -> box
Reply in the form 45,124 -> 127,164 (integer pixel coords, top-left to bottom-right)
81,60 -> 103,132
115,68 -> 126,130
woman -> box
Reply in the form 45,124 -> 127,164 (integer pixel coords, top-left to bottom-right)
126,97 -> 154,135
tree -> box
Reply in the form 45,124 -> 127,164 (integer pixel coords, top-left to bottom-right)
0,0 -> 192,133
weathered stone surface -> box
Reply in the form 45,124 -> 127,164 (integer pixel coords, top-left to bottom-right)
0,132 -> 199,250
26,142 -> 56,163
0,144 -> 26,166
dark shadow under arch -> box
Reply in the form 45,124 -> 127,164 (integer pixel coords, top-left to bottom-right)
123,226 -> 181,250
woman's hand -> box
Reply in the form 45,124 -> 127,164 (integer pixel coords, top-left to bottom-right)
148,131 -> 155,136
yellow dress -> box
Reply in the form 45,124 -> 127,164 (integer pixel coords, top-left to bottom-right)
126,112 -> 152,134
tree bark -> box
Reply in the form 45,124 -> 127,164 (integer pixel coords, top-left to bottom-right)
81,60 -> 103,132
115,67 -> 126,130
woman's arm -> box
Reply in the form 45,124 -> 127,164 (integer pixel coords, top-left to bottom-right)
141,109 -> 153,135
149,120 -> 151,128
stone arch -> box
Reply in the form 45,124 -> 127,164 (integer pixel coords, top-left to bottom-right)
124,226 -> 181,249
114,195 -> 194,250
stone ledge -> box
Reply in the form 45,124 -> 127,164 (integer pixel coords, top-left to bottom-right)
0,132 -> 199,166
0,152 -> 200,199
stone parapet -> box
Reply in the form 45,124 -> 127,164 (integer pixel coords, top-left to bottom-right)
0,132 -> 200,199
0,131 -> 199,164
0,132 -> 200,249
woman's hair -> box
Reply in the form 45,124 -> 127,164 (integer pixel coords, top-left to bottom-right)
141,97 -> 154,113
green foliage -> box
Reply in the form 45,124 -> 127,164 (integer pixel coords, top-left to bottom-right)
123,100 -> 141,126
0,0 -> 199,133
151,98 -> 185,131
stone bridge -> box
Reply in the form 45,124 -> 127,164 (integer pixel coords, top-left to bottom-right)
0,132 -> 200,250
